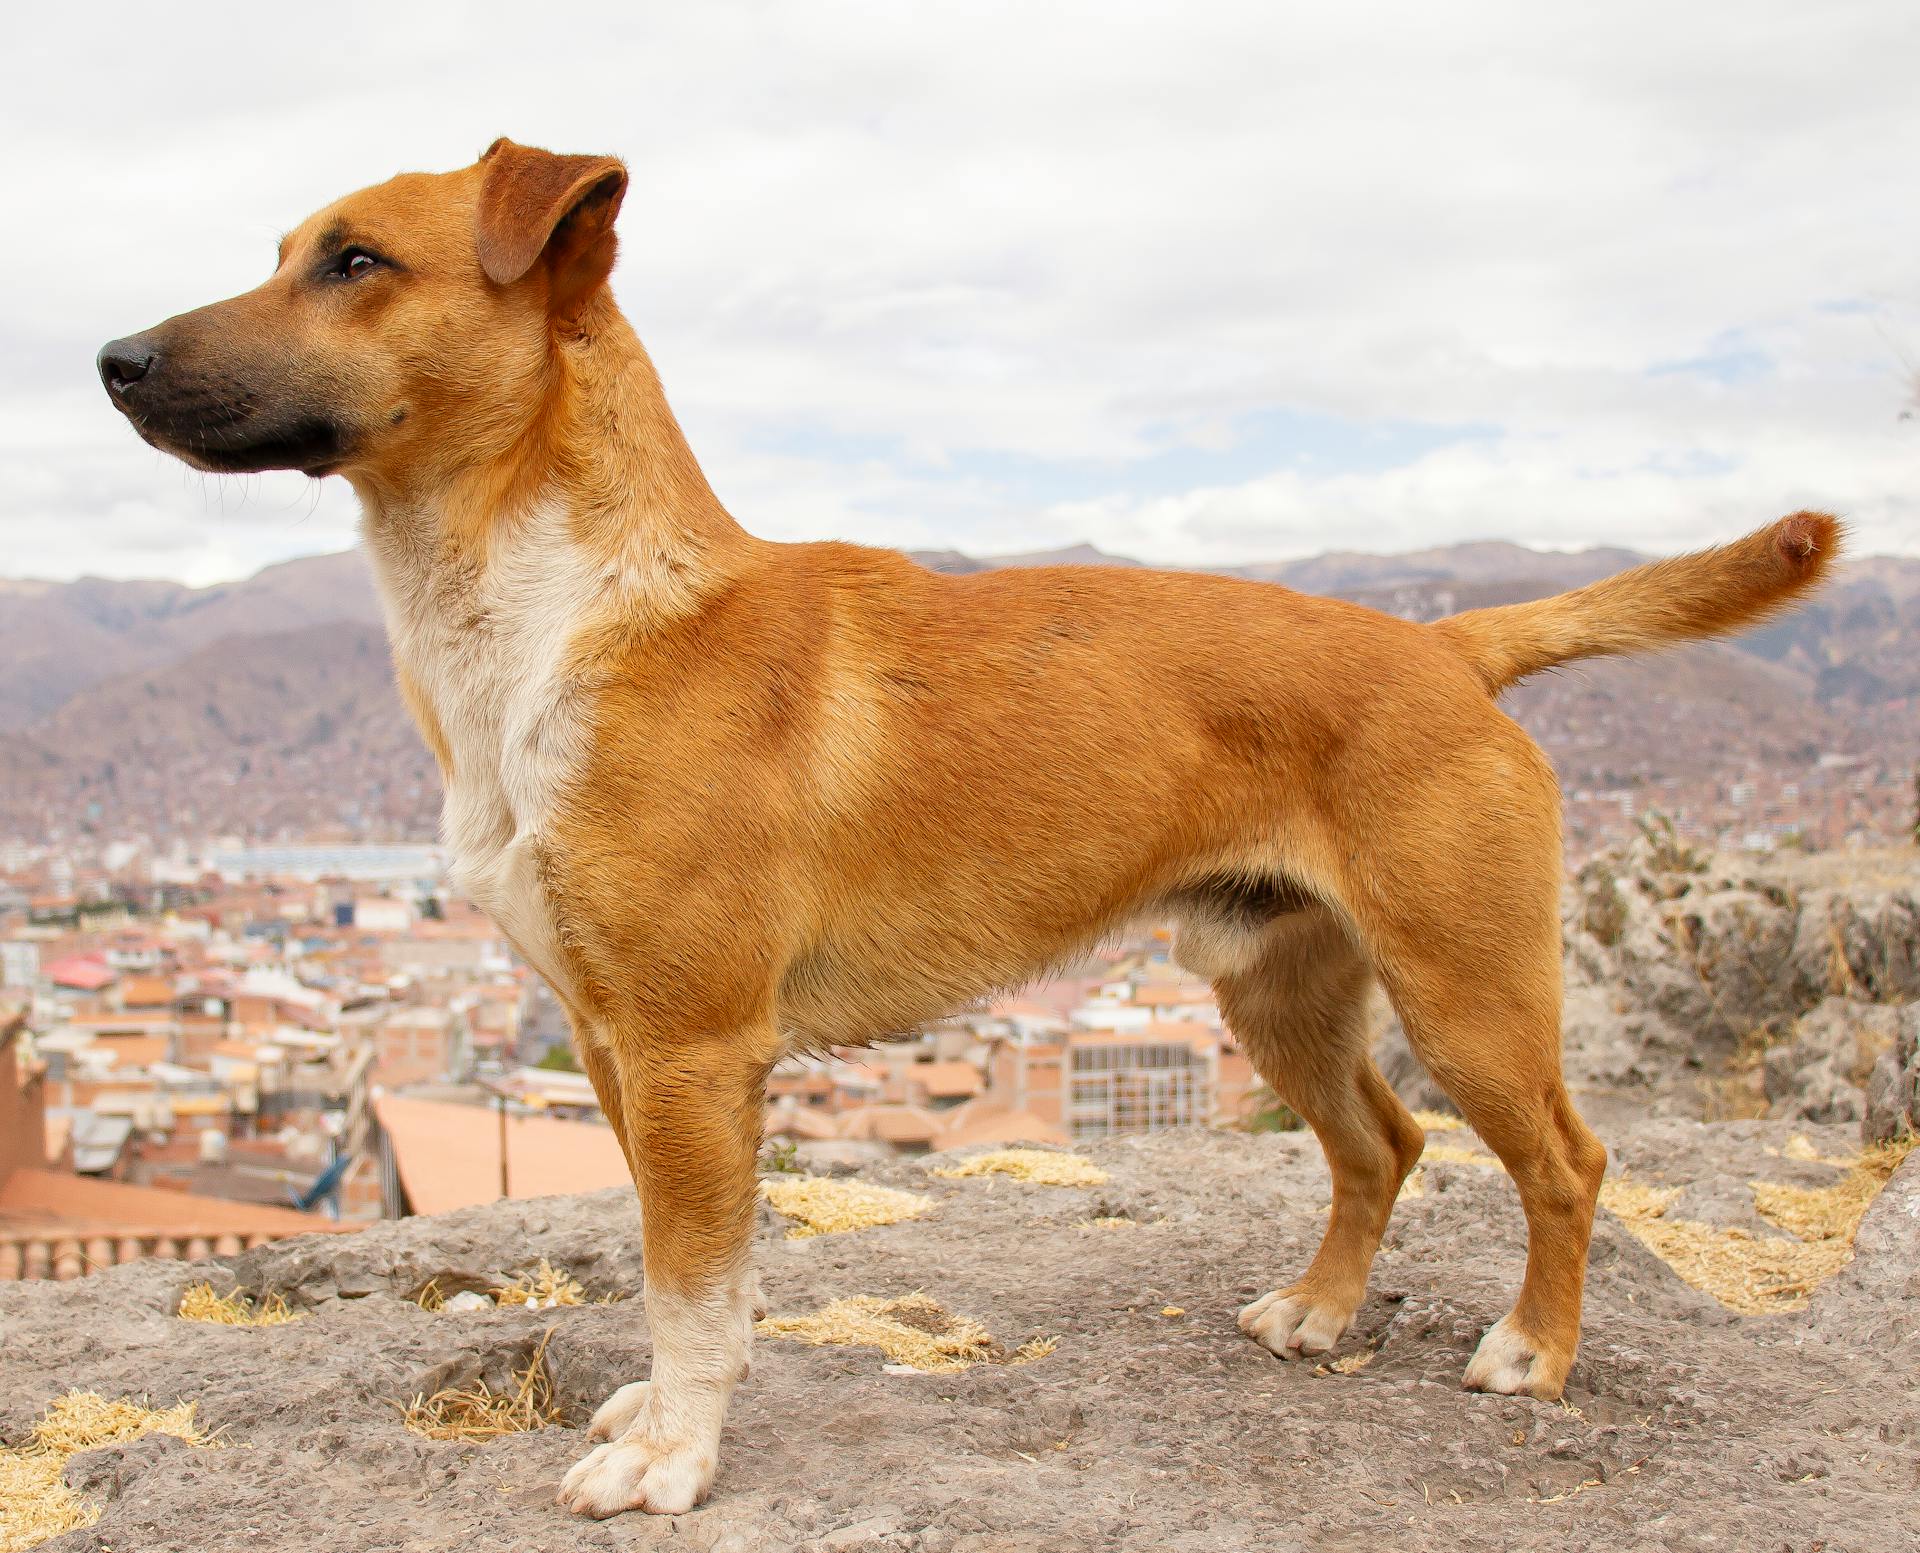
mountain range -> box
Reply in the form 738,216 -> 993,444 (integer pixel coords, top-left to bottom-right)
3,536 -> 1914,851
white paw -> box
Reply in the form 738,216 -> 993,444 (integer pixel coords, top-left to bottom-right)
1462,1314 -> 1562,1398
586,1380 -> 650,1443
1239,1289 -> 1351,1359
556,1433 -> 715,1518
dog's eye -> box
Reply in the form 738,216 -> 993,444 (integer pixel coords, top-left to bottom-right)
330,249 -> 381,281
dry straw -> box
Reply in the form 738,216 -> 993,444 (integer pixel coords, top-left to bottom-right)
758,1292 -> 1055,1372
1421,1141 -> 1505,1171
177,1282 -> 302,1326
933,1148 -> 1109,1188
1411,1109 -> 1465,1133
399,1330 -> 563,1441
1750,1138 -> 1912,1241
761,1175 -> 934,1238
1,1392 -> 213,1553
1402,1121 -> 1914,1315
1600,1138 -> 1912,1316
491,1260 -> 586,1308
413,1260 -> 597,1312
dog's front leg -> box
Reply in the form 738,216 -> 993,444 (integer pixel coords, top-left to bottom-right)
558,1026 -> 774,1518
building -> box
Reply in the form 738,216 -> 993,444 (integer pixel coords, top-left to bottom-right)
991,1023 -> 1222,1141
0,1007 -> 343,1280
373,1004 -> 470,1087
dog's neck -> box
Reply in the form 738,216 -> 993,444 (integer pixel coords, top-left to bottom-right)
353,290 -> 750,628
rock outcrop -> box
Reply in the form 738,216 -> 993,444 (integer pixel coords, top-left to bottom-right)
1379,843 -> 1920,1130
1864,1004 -> 1920,1144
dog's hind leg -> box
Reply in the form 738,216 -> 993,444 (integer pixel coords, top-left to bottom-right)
1206,908 -> 1426,1359
1338,727 -> 1608,1399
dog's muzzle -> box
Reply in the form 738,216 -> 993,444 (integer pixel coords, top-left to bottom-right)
95,330 -> 347,477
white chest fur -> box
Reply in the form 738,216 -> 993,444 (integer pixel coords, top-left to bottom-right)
365,503 -> 601,1005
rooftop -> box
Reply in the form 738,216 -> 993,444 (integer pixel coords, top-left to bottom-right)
0,1167 -> 341,1280
373,1093 -> 631,1215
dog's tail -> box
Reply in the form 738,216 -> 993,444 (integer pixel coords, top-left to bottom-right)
1430,511 -> 1843,695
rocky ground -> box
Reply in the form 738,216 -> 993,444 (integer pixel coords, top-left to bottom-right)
4,1115 -> 1918,1553
6,842 -> 1917,1552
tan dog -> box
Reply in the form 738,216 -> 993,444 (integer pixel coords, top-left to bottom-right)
99,139 -> 1840,1518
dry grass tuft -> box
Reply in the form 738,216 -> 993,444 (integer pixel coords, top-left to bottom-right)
399,1331 -> 562,1442
1779,1134 -> 1852,1168
1598,1179 -> 1682,1220
933,1148 -> 1109,1188
1320,1348 -> 1375,1376
1421,1141 -> 1505,1171
177,1282 -> 302,1326
761,1175 -> 934,1239
1751,1137 -> 1915,1242
1396,1167 -> 1426,1201
1,1392 -> 213,1552
758,1292 -> 1054,1373
1084,1215 -> 1137,1230
413,1261 -> 598,1312
1411,1109 -> 1464,1132
1600,1139 -> 1913,1316
491,1260 -> 586,1309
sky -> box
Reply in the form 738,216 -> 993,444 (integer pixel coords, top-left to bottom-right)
4,2 -> 1918,585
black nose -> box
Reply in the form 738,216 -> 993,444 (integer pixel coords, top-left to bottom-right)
98,337 -> 157,396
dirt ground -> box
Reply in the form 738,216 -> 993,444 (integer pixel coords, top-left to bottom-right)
3,1119 -> 1915,1553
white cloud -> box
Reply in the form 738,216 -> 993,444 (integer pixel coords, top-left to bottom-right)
3,1 -> 1916,581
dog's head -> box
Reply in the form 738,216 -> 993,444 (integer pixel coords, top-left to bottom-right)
97,139 -> 627,489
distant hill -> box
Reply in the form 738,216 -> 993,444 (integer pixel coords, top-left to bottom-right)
0,619 -> 432,841
2,535 -> 1913,847
0,550 -> 383,731
1242,538 -> 1648,595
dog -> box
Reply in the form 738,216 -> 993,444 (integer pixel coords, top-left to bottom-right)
99,138 -> 1840,1518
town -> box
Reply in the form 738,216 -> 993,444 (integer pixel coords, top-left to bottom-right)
5,714 -> 1913,1286
0,838 -> 1280,1281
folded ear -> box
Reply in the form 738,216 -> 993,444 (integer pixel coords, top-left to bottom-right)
475,137 -> 628,310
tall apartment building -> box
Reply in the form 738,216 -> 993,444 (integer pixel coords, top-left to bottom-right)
991,1023 -> 1224,1141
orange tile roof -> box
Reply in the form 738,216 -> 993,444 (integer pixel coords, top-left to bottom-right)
834,1103 -> 943,1146
763,1103 -> 843,1142
374,1094 -> 632,1215
934,1102 -> 1069,1149
1068,1021 -> 1218,1052
118,974 -> 177,1009
93,1035 -> 171,1070
0,1167 -> 338,1242
1130,982 -> 1215,1006
906,1060 -> 984,1100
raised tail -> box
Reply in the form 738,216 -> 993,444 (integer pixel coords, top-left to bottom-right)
1431,511 -> 1843,694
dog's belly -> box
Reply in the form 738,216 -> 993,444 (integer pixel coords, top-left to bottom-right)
772,869 -> 1317,1051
